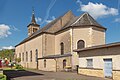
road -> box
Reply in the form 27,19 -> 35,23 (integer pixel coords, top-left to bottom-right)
3,69 -> 112,80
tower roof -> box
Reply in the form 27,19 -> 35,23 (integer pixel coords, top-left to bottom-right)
27,9 -> 40,27
31,9 -> 36,24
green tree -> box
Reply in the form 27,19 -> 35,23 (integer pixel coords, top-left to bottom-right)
0,49 -> 15,61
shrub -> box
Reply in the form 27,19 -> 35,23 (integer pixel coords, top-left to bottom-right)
15,64 -> 23,69
0,74 -> 6,80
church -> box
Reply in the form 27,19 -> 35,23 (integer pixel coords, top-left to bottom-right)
15,10 -> 106,71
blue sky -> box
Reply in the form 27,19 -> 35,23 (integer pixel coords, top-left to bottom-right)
0,0 -> 120,49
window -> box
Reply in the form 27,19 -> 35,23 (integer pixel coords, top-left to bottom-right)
36,49 -> 38,62
77,40 -> 85,49
19,53 -> 21,62
26,52 -> 28,62
87,59 -> 93,68
44,60 -> 46,68
63,59 -> 66,68
33,28 -> 37,32
22,53 -> 24,61
28,29 -> 30,33
60,42 -> 64,55
19,53 -> 21,59
30,51 -> 32,62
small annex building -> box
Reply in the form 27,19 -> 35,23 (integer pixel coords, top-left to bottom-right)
74,42 -> 120,80
15,10 -> 106,72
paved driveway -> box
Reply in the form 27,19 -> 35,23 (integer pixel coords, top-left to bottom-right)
3,70 -> 111,80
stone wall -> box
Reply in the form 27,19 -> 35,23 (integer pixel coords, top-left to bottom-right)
113,70 -> 120,80
78,68 -> 103,77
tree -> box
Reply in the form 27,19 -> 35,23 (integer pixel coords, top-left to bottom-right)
0,49 -> 15,61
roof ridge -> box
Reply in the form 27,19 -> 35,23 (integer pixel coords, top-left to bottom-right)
86,13 -> 93,25
71,12 -> 85,26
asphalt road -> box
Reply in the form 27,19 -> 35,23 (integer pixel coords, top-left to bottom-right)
3,69 -> 112,80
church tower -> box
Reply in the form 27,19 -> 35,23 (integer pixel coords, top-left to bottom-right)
27,9 -> 40,36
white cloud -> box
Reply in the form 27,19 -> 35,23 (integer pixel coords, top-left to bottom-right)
76,1 -> 118,19
114,18 -> 120,22
35,17 -> 42,23
2,46 -> 15,50
0,24 -> 11,38
40,0 -> 56,25
45,16 -> 56,23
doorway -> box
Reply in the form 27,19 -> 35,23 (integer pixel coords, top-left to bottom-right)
104,59 -> 112,78
63,59 -> 66,69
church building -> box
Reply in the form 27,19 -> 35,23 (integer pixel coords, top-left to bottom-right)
15,10 -> 106,71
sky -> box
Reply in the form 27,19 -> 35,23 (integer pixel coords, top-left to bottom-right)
0,0 -> 120,50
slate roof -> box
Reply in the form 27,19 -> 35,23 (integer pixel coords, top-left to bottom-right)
27,10 -> 40,27
15,11 -> 106,47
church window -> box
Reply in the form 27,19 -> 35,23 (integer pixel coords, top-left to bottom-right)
26,52 -> 28,62
36,49 -> 38,62
77,40 -> 85,49
33,28 -> 37,32
60,42 -> 64,55
22,53 -> 24,61
30,51 -> 32,62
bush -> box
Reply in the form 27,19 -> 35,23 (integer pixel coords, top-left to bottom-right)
0,74 -> 6,80
15,64 -> 23,69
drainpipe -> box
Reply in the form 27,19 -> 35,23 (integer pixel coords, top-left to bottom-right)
37,58 -> 38,69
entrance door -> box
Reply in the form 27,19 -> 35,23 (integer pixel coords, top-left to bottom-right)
104,59 -> 112,78
63,59 -> 66,69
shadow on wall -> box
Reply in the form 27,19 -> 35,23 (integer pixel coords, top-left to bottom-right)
3,70 -> 44,80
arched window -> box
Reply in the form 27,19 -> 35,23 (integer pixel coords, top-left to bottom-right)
44,59 -> 46,68
36,49 -> 38,62
26,52 -> 28,62
22,53 -> 24,61
30,51 -> 32,62
60,42 -> 64,55
19,53 -> 21,59
63,59 -> 66,68
77,40 -> 85,49
19,53 -> 21,62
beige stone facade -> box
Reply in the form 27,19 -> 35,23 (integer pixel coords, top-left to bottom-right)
15,11 -> 106,71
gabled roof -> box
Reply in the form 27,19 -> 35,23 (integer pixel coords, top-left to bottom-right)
59,12 -> 106,31
15,11 -> 106,47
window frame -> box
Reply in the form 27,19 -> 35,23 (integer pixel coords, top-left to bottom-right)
86,59 -> 93,68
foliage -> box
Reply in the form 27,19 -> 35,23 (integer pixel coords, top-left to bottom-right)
15,64 -> 23,69
0,49 -> 14,61
15,57 -> 21,63
0,74 -> 6,80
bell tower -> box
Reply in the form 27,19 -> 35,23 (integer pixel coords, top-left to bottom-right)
27,9 -> 40,36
